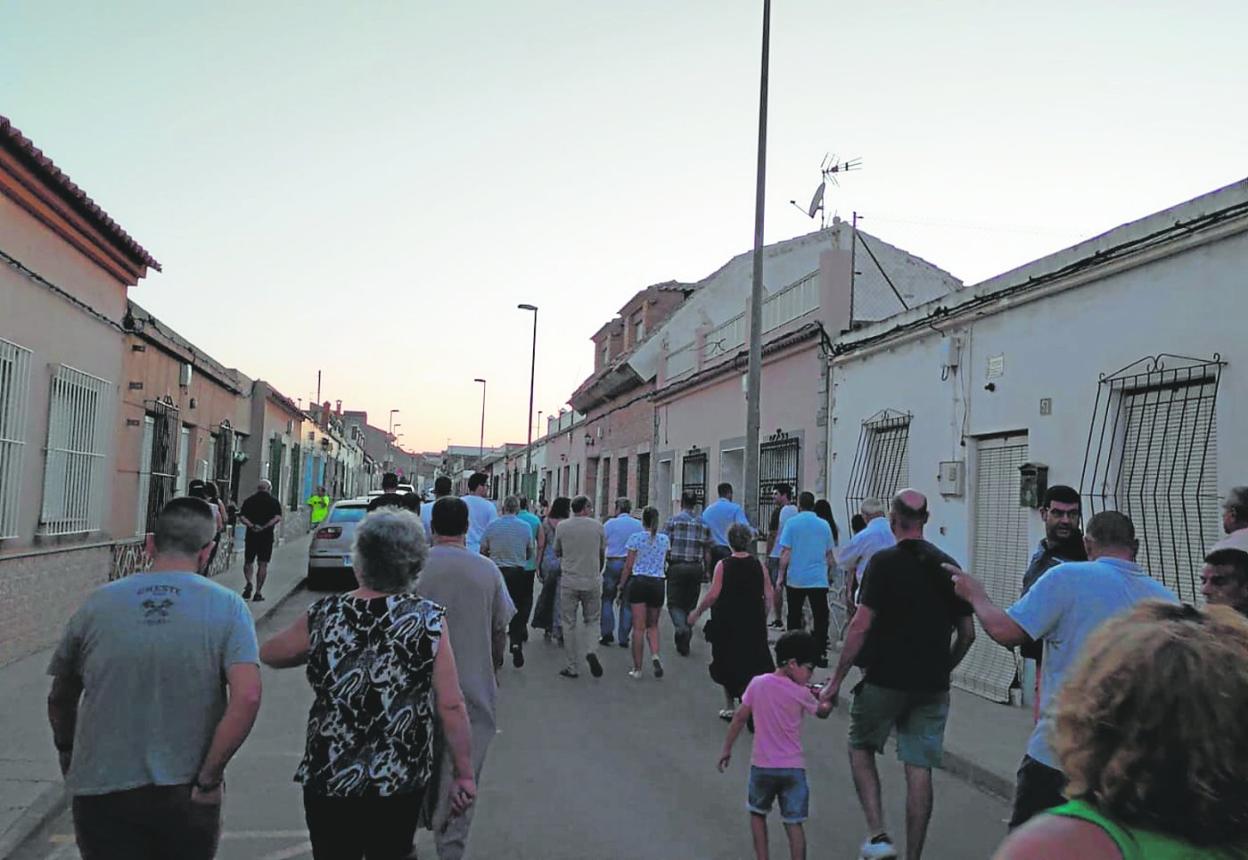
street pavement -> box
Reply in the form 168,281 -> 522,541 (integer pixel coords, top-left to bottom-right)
15,585 -> 1012,860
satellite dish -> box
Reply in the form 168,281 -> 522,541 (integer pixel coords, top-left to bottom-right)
807,182 -> 826,218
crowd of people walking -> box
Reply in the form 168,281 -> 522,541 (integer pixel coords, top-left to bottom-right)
42,472 -> 1248,859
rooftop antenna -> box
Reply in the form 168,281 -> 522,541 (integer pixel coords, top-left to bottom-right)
789,152 -> 862,229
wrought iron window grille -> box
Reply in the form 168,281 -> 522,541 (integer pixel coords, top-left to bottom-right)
681,446 -> 708,511
1080,353 -> 1225,602
760,430 -> 800,533
845,409 -> 912,523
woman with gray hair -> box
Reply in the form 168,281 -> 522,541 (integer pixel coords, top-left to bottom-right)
261,508 -> 476,859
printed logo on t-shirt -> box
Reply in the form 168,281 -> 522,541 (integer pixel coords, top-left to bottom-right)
137,584 -> 181,625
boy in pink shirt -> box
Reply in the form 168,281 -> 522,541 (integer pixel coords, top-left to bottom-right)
719,631 -> 834,860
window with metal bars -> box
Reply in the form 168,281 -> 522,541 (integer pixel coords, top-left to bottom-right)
213,422 -> 235,503
140,399 -> 179,534
1080,353 -> 1224,603
288,445 -> 303,510
759,431 -> 800,535
39,365 -> 112,536
0,338 -> 32,539
844,409 -> 911,523
617,457 -> 629,505
637,453 -> 650,507
681,447 -> 708,511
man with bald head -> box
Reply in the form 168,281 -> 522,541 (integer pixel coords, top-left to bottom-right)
819,489 -> 975,860
239,479 -> 283,601
948,509 -> 1177,830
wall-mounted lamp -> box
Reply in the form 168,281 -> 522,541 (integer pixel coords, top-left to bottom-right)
584,432 -> 595,447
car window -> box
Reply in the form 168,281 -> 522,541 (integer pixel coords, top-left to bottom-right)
328,506 -> 368,524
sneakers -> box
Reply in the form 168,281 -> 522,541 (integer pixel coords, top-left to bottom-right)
587,654 -> 603,678
599,633 -> 614,646
859,834 -> 898,859
652,656 -> 664,678
675,630 -> 691,656
627,669 -> 643,680
558,668 -> 579,679
767,619 -> 783,630
241,583 -> 253,599
511,646 -> 525,669
618,640 -> 631,648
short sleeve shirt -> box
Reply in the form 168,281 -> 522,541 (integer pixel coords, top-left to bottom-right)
604,514 -> 645,558
240,492 -> 283,530
47,572 -> 258,796
417,546 -> 515,730
295,593 -> 445,796
625,531 -> 671,577
777,511 -> 835,588
858,540 -> 973,693
768,504 -> 800,558
663,511 -> 712,563
1007,558 -> 1177,768
481,515 -> 534,568
462,495 -> 498,554
742,672 -> 818,769
554,516 -> 606,587
700,499 -> 750,548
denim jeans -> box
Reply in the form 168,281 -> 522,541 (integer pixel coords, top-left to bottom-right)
601,559 -> 626,640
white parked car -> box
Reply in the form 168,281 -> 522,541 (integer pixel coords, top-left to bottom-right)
306,498 -> 370,591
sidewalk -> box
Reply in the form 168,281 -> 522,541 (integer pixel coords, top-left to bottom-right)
0,532 -> 313,859
825,645 -> 1033,804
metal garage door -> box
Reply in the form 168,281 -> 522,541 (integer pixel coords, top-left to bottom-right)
952,433 -> 1030,702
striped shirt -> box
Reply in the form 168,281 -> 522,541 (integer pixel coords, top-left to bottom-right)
481,515 -> 535,568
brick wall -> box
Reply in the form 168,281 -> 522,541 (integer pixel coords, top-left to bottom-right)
0,544 -> 112,667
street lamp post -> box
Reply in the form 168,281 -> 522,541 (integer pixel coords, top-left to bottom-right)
473,378 -> 487,468
743,0 -> 771,529
518,304 -> 538,500
388,409 -> 399,435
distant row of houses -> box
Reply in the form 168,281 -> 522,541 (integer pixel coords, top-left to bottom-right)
0,116 -> 428,666
479,180 -> 1248,703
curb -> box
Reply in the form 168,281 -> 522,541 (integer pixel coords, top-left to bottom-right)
0,782 -> 67,860
1,577 -> 307,859
940,750 -> 1015,804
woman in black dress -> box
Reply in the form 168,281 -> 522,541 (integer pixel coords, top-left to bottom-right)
689,522 -> 775,720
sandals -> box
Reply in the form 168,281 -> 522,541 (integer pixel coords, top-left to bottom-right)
719,708 -> 735,721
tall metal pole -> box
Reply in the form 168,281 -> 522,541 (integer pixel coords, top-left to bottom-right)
519,304 -> 539,499
474,378 -> 487,468
743,0 -> 771,529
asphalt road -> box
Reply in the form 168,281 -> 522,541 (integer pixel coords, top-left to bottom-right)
16,588 -> 1011,859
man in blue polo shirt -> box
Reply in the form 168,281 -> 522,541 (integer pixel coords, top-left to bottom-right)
777,491 -> 836,666
602,498 -> 644,647
701,482 -> 752,572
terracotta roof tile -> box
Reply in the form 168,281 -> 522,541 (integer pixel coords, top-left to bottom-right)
0,115 -> 161,272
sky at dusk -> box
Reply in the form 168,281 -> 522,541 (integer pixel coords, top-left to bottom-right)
3,1 -> 1245,451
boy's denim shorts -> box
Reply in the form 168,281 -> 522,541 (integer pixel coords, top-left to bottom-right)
747,766 -> 809,823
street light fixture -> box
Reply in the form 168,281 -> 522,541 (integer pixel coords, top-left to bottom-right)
473,378 -> 487,468
518,303 -> 538,499
388,409 -> 400,435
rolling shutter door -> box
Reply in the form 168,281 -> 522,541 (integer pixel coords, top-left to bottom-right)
952,434 -> 1029,702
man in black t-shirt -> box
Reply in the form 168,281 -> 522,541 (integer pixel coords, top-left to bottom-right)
818,489 -> 975,860
367,472 -> 421,515
239,480 -> 283,602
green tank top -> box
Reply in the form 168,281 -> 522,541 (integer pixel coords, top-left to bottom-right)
1049,799 -> 1231,859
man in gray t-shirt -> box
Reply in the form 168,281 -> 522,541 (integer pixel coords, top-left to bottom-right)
47,497 -> 261,860
418,496 -> 515,860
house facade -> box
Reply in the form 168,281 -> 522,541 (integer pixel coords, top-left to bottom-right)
825,179 -> 1248,702
0,115 -> 160,665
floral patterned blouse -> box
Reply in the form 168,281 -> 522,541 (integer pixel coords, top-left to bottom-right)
294,593 -> 444,797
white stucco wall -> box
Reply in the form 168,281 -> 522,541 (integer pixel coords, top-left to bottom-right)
827,224 -> 1248,574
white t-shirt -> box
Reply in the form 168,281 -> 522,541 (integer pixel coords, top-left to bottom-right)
462,494 -> 498,554
625,531 -> 671,578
